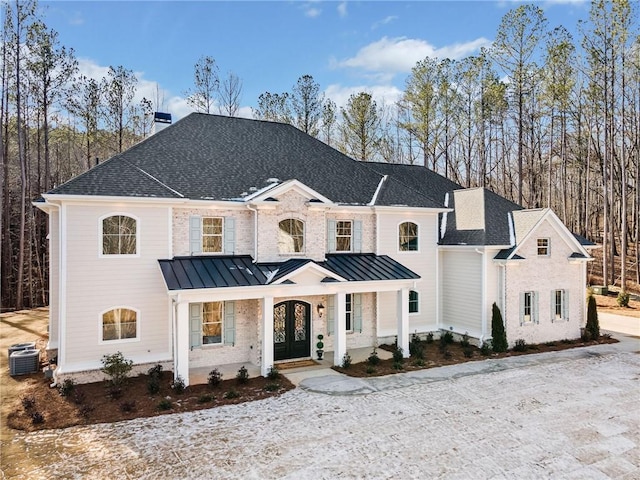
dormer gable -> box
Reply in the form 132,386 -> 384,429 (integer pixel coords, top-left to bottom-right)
247,179 -> 334,208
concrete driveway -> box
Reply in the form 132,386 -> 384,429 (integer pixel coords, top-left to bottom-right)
3,334 -> 639,479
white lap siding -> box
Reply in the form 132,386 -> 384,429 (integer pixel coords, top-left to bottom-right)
62,203 -> 172,374
376,211 -> 439,336
441,250 -> 483,337
48,208 -> 60,352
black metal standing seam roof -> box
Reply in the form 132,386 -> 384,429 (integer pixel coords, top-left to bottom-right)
158,256 -> 267,290
158,254 -> 420,291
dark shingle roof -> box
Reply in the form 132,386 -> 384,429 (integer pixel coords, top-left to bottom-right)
159,254 -> 419,291
440,188 -> 523,246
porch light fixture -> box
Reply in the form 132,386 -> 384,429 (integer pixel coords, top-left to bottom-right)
317,303 -> 325,318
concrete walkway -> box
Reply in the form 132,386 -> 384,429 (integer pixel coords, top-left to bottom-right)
293,332 -> 640,396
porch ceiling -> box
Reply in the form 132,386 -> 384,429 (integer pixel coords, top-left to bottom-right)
158,253 -> 420,291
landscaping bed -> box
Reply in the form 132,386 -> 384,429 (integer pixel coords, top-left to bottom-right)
333,334 -> 619,378
8,367 -> 294,432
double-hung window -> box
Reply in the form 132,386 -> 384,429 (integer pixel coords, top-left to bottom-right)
409,290 -> 419,314
537,238 -> 549,256
345,294 -> 353,331
336,221 -> 352,252
202,217 -> 223,253
521,291 -> 538,324
553,289 -> 568,321
202,301 -> 223,345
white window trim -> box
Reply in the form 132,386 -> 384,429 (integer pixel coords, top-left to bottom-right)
202,301 -> 224,346
201,216 -> 224,255
278,217 -> 306,255
553,289 -> 567,322
537,238 -> 550,256
98,306 -> 140,344
409,290 -> 420,315
98,213 -> 140,258
523,291 -> 534,324
398,220 -> 420,253
345,293 -> 354,333
336,220 -> 353,253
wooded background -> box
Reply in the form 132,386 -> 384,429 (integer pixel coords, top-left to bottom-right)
1,0 -> 638,311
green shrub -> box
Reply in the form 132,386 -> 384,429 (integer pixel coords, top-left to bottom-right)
365,365 -> 376,374
58,378 -> 76,397
224,389 -> 240,399
264,383 -> 280,392
480,341 -> 491,356
392,361 -> 404,370
341,353 -> 352,369
426,332 -> 434,344
460,333 -> 470,348
412,358 -> 425,367
463,346 -> 474,358
21,395 -> 36,410
147,376 -> 161,394
441,331 -> 454,344
236,366 -> 249,384
157,398 -> 172,410
617,291 -> 630,307
586,295 -> 600,339
119,400 -> 136,413
198,394 -> 214,403
101,352 -> 133,388
171,375 -> 186,394
267,366 -> 280,380
392,347 -> 404,363
491,303 -> 508,353
208,368 -> 223,388
367,348 -> 380,365
31,411 -> 44,425
513,339 -> 527,352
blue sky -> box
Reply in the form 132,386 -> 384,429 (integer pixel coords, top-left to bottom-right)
41,1 -> 591,120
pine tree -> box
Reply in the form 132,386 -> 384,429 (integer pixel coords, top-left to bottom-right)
491,303 -> 508,352
586,294 -> 600,339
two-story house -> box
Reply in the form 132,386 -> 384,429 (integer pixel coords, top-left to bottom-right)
36,113 -> 593,385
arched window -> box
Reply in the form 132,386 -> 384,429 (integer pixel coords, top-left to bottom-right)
102,308 -> 138,341
399,222 -> 418,251
102,215 -> 137,255
278,219 -> 304,253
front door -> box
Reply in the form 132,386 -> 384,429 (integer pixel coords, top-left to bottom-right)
274,300 -> 311,361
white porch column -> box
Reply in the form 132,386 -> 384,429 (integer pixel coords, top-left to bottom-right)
261,296 -> 274,377
175,302 -> 190,387
333,292 -> 347,366
397,288 -> 410,358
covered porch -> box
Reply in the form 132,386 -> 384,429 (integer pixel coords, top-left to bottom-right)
159,254 -> 420,386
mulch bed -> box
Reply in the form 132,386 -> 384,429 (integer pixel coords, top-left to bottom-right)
333,336 -> 619,378
8,371 -> 294,432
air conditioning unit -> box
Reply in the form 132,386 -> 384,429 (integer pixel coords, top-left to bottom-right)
10,349 -> 40,376
8,342 -> 36,358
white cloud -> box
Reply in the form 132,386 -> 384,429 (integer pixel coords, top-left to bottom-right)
336,36 -> 492,76
372,15 -> 398,30
337,2 -> 348,18
68,11 -> 84,26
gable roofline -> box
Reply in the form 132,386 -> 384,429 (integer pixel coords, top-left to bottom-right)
269,260 -> 347,285
507,208 -> 590,260
248,179 -> 335,205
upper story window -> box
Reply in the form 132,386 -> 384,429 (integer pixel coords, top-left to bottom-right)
279,218 -> 304,253
102,215 -> 137,255
202,217 -> 223,253
537,238 -> 550,256
409,290 -> 419,314
336,221 -> 353,252
102,307 -> 138,342
399,222 -> 418,251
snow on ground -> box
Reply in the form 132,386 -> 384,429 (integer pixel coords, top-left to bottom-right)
6,351 -> 640,480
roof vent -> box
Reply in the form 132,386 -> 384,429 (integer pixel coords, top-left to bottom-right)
240,192 -> 248,197
249,186 -> 258,192
266,177 -> 279,183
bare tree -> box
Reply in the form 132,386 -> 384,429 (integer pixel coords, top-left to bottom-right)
218,71 -> 242,117
185,55 -> 219,114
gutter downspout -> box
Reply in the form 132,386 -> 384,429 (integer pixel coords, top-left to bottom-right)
247,204 -> 259,261
475,248 -> 486,345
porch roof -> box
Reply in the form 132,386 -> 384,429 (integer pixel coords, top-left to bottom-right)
158,253 -> 420,291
